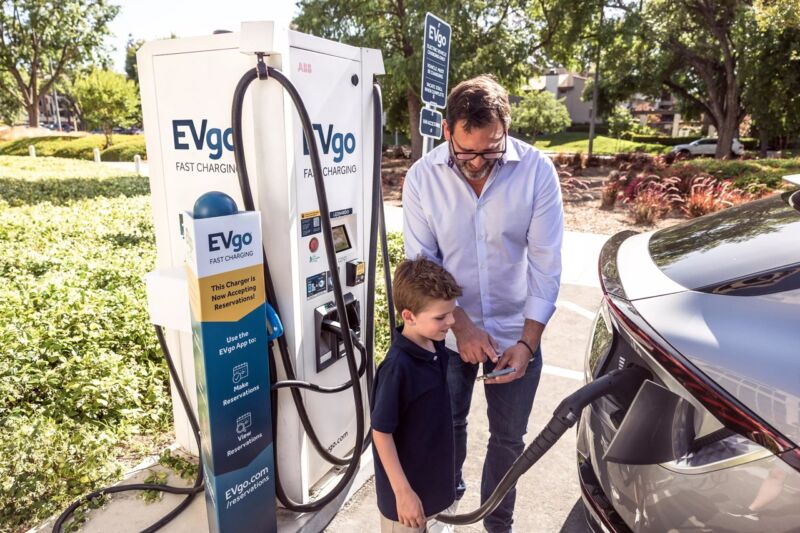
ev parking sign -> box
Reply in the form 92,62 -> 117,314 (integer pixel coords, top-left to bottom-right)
419,108 -> 443,139
421,13 -> 451,108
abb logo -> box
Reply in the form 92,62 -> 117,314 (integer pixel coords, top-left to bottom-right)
298,62 -> 312,73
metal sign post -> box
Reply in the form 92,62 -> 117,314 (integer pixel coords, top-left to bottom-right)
420,12 -> 451,155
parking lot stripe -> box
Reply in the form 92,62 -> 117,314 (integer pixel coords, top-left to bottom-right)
556,299 -> 596,320
542,364 -> 584,381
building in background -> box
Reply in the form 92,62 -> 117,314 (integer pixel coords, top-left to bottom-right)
527,68 -> 593,125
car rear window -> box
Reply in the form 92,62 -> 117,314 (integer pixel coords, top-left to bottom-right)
648,193 -> 800,290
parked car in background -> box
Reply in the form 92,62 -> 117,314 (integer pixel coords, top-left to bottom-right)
578,184 -> 800,532
671,137 -> 744,156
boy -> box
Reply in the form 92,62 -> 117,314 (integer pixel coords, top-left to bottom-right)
371,257 -> 462,532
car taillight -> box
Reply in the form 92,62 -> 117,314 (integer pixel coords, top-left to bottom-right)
605,294 -> 800,473
584,303 -> 614,381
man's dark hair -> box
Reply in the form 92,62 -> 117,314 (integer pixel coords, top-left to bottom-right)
446,74 -> 511,133
393,257 -> 462,315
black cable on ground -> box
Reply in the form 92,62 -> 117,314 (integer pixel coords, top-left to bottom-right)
436,366 -> 649,525
52,326 -> 205,533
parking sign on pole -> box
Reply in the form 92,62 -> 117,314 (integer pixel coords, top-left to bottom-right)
421,13 -> 451,108
419,108 -> 443,139
420,12 -> 451,155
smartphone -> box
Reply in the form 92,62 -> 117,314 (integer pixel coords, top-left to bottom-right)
476,367 -> 517,381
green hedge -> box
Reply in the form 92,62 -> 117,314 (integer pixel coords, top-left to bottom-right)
374,232 -> 404,363
100,138 -> 146,162
623,134 -> 759,150
565,123 -> 609,135
0,134 -> 146,162
0,155 -> 404,530
624,134 -> 701,146
668,158 -> 800,188
0,157 -> 169,531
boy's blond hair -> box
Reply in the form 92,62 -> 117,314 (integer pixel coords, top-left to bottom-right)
392,257 -> 462,315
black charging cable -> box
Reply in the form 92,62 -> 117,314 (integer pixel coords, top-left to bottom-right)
52,326 -> 205,533
436,366 -> 649,525
231,58 -> 370,512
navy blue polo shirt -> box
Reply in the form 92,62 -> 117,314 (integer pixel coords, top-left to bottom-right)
371,330 -> 455,521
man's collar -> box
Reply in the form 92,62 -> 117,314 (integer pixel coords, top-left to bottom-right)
432,135 -> 522,166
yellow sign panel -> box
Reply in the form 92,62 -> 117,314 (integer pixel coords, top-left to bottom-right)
187,264 -> 265,322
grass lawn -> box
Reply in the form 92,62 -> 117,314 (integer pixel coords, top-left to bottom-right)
529,132 -> 670,155
0,156 -> 171,531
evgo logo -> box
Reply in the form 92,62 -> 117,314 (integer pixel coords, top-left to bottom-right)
173,119 -> 233,160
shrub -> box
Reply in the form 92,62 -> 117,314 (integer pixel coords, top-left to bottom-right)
622,135 -> 758,150
0,159 -> 169,530
625,177 -> 682,225
0,134 -> 145,161
101,137 -> 147,162
624,134 -> 702,146
374,232 -> 404,363
682,177 -> 753,218
668,159 -> 793,189
559,170 -> 590,201
600,182 -> 619,210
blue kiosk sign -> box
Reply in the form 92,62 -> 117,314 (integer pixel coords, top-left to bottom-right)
421,13 -> 451,109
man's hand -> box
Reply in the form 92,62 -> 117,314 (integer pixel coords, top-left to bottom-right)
453,320 -> 499,364
486,340 -> 537,385
396,486 -> 426,528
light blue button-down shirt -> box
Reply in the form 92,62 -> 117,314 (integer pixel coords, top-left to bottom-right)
402,136 -> 563,352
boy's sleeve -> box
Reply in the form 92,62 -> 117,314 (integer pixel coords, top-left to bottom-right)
370,359 -> 404,434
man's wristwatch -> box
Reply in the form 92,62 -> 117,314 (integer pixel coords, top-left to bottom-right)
516,339 -> 536,359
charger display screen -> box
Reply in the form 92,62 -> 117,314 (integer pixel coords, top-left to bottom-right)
331,224 -> 352,253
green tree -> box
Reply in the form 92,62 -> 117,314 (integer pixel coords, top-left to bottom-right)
552,0 -> 754,158
72,70 -> 139,148
606,105 -> 637,138
754,0 -> 800,31
740,25 -> 800,153
510,89 -> 570,140
294,1 -> 557,161
124,34 -> 145,84
0,71 -> 21,124
0,0 -> 119,127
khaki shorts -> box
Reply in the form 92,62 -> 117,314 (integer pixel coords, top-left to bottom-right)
379,513 -> 433,532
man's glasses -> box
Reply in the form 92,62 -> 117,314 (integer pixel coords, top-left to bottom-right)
450,135 -> 507,162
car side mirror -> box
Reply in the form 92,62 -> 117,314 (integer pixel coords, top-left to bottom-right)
602,380 -> 695,465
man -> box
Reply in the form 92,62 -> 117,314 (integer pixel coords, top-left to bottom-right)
402,74 -> 563,533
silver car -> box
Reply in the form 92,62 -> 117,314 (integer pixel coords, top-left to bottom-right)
671,137 -> 745,156
577,188 -> 800,532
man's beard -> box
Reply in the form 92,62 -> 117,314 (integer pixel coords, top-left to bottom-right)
456,159 -> 496,181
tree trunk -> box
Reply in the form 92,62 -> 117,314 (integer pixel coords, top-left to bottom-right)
759,128 -> 769,158
714,87 -> 740,159
27,100 -> 39,128
701,114 -> 711,136
407,87 -> 423,162
715,115 -> 737,158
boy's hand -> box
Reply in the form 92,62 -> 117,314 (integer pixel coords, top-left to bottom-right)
396,487 -> 426,528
